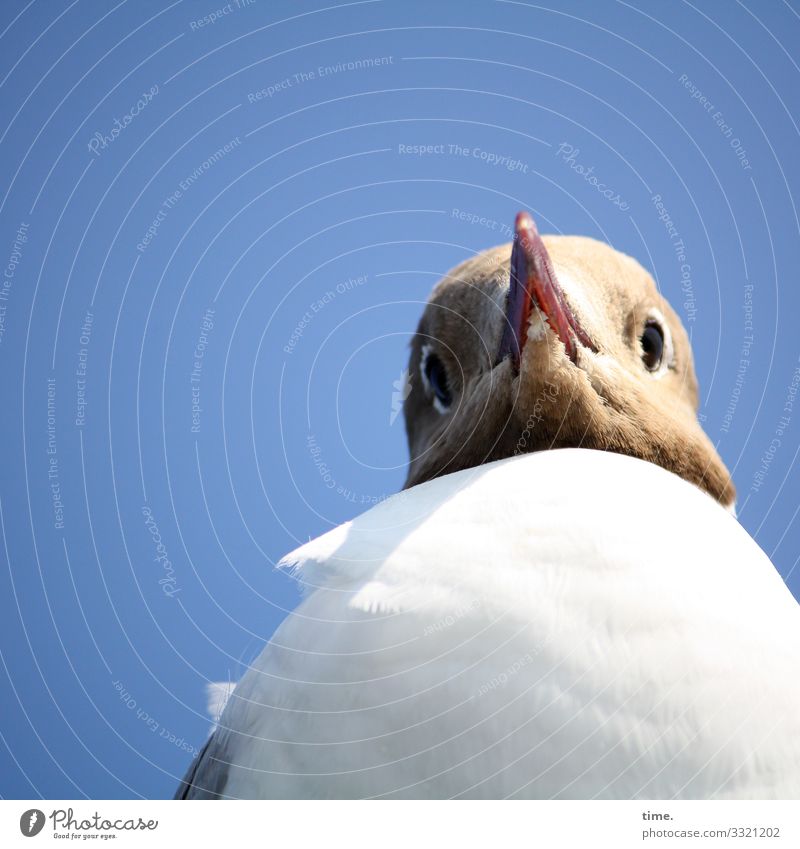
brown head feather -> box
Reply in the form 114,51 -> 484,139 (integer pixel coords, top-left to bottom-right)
403,234 -> 735,508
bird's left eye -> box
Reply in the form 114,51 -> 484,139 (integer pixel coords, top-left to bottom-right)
640,321 -> 665,371
420,346 -> 452,412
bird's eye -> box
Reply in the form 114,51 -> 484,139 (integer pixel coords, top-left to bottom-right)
640,321 -> 665,372
420,346 -> 452,412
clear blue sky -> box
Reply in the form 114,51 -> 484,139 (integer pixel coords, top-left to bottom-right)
1,0 -> 799,799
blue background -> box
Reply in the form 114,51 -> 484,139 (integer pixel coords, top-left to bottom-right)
1,0 -> 799,799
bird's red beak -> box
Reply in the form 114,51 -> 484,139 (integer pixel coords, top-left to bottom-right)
496,212 -> 597,370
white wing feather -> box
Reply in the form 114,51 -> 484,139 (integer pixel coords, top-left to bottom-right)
189,449 -> 800,799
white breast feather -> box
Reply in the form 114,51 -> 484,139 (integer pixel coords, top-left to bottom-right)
205,449 -> 800,799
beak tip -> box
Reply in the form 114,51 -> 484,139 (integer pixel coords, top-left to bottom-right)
514,211 -> 535,236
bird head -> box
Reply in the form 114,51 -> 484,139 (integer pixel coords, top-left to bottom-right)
403,212 -> 735,508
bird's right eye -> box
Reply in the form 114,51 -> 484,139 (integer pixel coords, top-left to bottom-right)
640,321 -> 665,372
420,346 -> 452,412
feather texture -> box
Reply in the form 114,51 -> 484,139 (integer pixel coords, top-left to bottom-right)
179,449 -> 800,799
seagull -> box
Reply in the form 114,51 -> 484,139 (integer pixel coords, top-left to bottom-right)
176,213 -> 800,799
